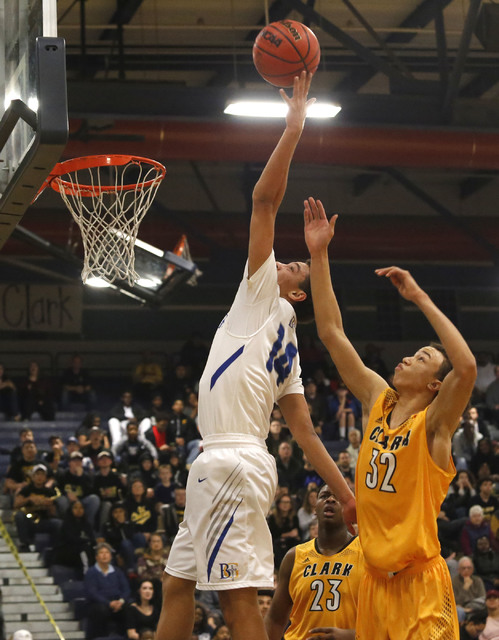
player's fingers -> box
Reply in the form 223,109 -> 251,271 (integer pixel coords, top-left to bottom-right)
304,200 -> 312,223
306,197 -> 318,217
279,88 -> 291,105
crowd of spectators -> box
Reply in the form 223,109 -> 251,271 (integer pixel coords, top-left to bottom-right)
2,343 -> 499,638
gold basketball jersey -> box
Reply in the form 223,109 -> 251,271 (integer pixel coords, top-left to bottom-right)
285,536 -> 364,640
356,388 -> 456,573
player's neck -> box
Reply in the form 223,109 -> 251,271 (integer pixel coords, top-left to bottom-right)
390,389 -> 432,426
315,528 -> 351,556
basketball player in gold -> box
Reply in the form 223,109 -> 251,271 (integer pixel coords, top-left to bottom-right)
265,484 -> 364,640
303,198 -> 476,640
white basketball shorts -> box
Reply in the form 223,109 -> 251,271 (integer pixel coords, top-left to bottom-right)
165,434 -> 277,590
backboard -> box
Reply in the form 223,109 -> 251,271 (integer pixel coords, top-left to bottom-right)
0,0 -> 68,250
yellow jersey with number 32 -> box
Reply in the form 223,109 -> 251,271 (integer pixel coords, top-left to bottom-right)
356,388 -> 456,573
285,536 -> 364,640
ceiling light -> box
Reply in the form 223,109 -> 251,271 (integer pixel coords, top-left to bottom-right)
85,277 -> 111,288
136,277 -> 162,288
224,101 -> 341,118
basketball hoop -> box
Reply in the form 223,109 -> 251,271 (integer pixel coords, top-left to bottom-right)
40,154 -> 166,286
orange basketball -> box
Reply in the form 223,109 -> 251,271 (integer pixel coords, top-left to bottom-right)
252,20 -> 321,88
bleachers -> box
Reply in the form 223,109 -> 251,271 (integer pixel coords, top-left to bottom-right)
0,410 -> 87,478
0,495 -> 86,640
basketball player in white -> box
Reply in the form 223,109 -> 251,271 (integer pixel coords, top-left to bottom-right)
157,72 -> 355,640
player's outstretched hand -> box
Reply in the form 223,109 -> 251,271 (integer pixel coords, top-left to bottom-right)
304,197 -> 337,256
280,70 -> 315,132
375,266 -> 425,303
307,627 -> 355,640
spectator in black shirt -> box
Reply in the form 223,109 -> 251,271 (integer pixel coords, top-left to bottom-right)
125,579 -> 161,640
81,426 -> 106,469
8,428 -> 34,465
166,399 -> 200,463
471,477 -> 499,521
56,451 -> 100,531
108,390 -> 147,446
14,464 -> 62,552
276,441 -> 304,496
52,499 -> 96,573
113,420 -> 157,475
43,435 -> 67,473
17,361 -> 55,421
93,449 -> 123,531
473,535 -> 499,591
136,452 -> 158,498
60,353 -> 97,410
124,478 -> 157,547
101,502 -> 137,574
0,363 -> 21,420
162,485 -> 186,546
5,440 -> 44,496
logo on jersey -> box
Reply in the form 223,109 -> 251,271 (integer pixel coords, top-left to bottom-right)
289,315 -> 296,329
220,563 -> 239,580
266,323 -> 298,385
369,425 -> 411,451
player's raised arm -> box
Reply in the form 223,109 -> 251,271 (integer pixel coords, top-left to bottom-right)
304,198 -> 387,407
278,393 -> 356,528
248,71 -> 314,277
375,266 -> 477,440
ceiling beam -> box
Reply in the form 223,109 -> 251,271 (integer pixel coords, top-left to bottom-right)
441,0 -> 483,122
459,176 -> 495,199
282,0 -> 418,88
334,0 -> 455,93
207,0 -> 291,87
385,167 -> 499,265
99,0 -> 146,41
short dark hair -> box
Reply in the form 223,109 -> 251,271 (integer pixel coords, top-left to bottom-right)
466,610 -> 488,625
430,342 -> 452,381
294,260 -> 315,324
479,476 -> 493,488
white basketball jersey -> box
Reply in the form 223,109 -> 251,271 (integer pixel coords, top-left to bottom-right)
198,252 -> 304,440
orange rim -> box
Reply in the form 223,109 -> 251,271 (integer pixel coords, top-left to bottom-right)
48,154 -> 166,196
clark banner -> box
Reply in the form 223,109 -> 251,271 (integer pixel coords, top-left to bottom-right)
0,284 -> 82,332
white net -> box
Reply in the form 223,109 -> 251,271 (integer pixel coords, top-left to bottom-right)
54,157 -> 165,286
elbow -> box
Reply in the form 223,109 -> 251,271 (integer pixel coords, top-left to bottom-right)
252,192 -> 274,210
455,359 -> 477,384
317,326 -> 343,351
316,324 -> 334,345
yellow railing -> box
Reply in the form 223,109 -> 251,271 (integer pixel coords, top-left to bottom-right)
0,517 -> 66,640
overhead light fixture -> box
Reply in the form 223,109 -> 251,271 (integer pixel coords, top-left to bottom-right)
86,277 -> 111,288
224,101 -> 341,119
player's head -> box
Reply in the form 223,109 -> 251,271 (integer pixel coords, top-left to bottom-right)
392,342 -> 451,397
316,485 -> 345,530
276,260 -> 314,323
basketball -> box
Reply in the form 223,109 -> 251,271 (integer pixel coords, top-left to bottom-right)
252,20 -> 321,88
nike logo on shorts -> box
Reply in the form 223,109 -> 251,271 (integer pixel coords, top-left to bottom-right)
198,477 -> 208,483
